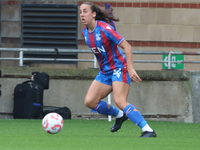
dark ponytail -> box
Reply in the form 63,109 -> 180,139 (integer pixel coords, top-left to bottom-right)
82,2 -> 119,25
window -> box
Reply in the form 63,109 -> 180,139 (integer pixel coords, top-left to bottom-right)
21,4 -> 78,63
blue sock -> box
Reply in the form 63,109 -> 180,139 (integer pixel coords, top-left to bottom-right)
91,101 -> 119,117
123,104 -> 147,129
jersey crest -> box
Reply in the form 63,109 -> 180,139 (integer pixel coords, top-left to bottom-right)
95,34 -> 101,41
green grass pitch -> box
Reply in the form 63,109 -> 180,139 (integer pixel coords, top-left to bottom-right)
0,119 -> 200,150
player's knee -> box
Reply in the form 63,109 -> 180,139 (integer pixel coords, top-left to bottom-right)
85,96 -> 100,109
84,97 -> 94,109
114,98 -> 127,110
114,100 -> 122,108
84,98 -> 90,107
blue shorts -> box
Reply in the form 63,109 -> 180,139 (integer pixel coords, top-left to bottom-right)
95,66 -> 131,86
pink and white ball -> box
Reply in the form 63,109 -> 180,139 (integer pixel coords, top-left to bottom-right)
42,113 -> 64,134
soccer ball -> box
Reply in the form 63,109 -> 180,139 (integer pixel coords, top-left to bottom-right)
42,113 -> 64,134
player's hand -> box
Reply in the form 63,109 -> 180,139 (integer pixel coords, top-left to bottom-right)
128,68 -> 142,84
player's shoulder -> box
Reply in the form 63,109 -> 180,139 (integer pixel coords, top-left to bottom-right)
81,26 -> 87,34
97,21 -> 114,31
97,20 -> 108,26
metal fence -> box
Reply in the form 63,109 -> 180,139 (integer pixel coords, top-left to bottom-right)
0,48 -> 200,69
1,47 -> 200,122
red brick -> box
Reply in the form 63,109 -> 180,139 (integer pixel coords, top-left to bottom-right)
198,4 -> 200,8
133,41 -> 140,46
125,3 -> 132,7
157,3 -> 165,8
157,42 -> 165,47
190,43 -> 198,48
117,2 -> 124,7
127,41 -> 133,46
109,2 -> 116,7
173,3 -> 181,8
165,3 -> 173,8
7,0 -> 15,5
181,42 -> 189,48
77,1 -> 84,6
182,3 -> 190,8
93,2 -> 101,6
190,3 -> 198,8
149,42 -> 157,47
173,42 -> 181,48
141,3 -> 148,7
13,0 -> 19,5
141,41 -> 149,46
132,3 -> 140,7
149,3 -> 156,8
165,42 -> 172,47
198,43 -> 200,48
100,2 -> 105,7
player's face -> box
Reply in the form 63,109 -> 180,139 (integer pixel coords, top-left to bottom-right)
79,4 -> 96,26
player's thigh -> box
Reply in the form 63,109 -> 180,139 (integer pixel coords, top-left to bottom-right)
85,80 -> 112,105
112,81 -> 130,110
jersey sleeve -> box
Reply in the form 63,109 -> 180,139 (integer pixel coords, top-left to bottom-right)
102,24 -> 124,45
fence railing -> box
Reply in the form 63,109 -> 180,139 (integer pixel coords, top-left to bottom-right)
0,48 -> 200,69
1,48 -> 200,121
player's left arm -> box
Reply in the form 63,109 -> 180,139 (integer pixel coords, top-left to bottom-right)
119,40 -> 142,84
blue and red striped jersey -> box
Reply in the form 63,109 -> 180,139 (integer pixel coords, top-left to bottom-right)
81,20 -> 127,73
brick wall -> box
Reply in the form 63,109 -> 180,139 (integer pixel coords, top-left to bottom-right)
1,0 -> 200,70
78,1 -> 200,49
77,1 -> 200,71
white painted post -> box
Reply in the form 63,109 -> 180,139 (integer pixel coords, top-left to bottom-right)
94,55 -> 97,68
168,52 -> 171,69
19,51 -> 23,66
108,94 -> 111,122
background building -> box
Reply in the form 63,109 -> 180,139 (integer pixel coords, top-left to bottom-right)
1,0 -> 200,70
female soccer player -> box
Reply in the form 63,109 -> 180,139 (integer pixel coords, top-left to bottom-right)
80,2 -> 156,137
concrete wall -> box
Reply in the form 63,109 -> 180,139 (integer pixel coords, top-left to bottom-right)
1,0 -> 200,70
1,67 -> 199,123
0,1 -> 200,123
